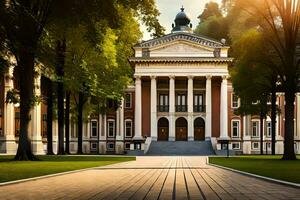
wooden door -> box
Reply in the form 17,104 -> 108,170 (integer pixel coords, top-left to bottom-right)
158,127 -> 169,141
194,127 -> 205,141
176,127 -> 187,141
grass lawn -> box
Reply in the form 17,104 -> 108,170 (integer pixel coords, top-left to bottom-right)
209,155 -> 300,184
0,155 -> 135,183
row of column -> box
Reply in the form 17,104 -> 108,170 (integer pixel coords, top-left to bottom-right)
134,75 -> 229,141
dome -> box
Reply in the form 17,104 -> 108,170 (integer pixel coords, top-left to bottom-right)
175,7 -> 191,26
172,6 -> 192,33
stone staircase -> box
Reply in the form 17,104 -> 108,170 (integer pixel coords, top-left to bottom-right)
146,141 -> 215,156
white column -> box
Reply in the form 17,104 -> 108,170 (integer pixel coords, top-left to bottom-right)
150,76 -> 157,141
134,76 -> 143,140
188,76 -> 194,141
118,98 -> 124,140
31,73 -> 44,154
3,66 -> 17,154
297,94 -> 300,138
220,76 -> 229,139
205,75 -> 212,140
169,75 -> 175,141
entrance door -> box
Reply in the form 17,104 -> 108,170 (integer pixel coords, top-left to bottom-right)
194,117 -> 205,141
175,117 -> 187,141
158,118 -> 169,141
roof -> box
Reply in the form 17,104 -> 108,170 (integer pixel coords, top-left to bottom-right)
129,57 -> 233,63
134,32 -> 226,49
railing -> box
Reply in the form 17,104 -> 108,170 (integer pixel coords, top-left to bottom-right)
194,105 -> 206,112
175,105 -> 187,112
157,105 -> 169,112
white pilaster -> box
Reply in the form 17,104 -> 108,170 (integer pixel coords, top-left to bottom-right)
187,76 -> 194,141
220,76 -> 229,139
205,75 -> 212,140
150,76 -> 157,141
134,76 -> 143,140
169,75 -> 175,141
3,66 -> 17,154
117,98 -> 124,141
30,73 -> 44,154
297,94 -> 300,138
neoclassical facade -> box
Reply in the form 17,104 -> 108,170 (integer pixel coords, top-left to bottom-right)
1,8 -> 300,155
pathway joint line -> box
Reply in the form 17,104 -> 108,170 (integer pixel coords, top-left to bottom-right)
208,162 -> 300,188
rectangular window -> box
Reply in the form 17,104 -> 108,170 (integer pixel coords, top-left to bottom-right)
125,93 -> 131,108
91,142 -> 97,150
267,121 -> 271,137
194,94 -> 204,112
232,142 -> 240,150
232,120 -> 240,138
91,120 -> 98,137
252,142 -> 259,149
107,142 -> 115,151
125,120 -> 132,137
125,143 -> 131,150
252,121 -> 259,137
232,94 -> 239,108
159,94 -> 169,112
15,111 -> 20,137
176,94 -> 187,112
107,120 -> 115,137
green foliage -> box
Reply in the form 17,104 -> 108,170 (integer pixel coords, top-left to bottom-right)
198,2 -> 222,22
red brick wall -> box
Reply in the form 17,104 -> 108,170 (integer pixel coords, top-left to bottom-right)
142,79 -> 151,137
212,78 -> 221,137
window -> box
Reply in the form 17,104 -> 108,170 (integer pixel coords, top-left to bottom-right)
42,114 -> 47,137
125,120 -> 132,137
91,120 -> 98,137
107,120 -> 115,137
194,94 -> 204,112
125,93 -> 131,108
231,120 -> 240,138
232,142 -> 240,150
266,121 -> 271,137
107,142 -> 115,151
142,48 -> 150,57
252,121 -> 259,137
252,142 -> 259,149
176,94 -> 187,112
159,94 -> 169,112
91,142 -> 97,150
15,111 -> 20,137
232,94 -> 239,108
125,143 -> 131,150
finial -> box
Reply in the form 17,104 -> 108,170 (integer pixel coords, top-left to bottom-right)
181,5 -> 184,12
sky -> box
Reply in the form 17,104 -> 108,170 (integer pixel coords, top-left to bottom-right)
142,0 -> 222,40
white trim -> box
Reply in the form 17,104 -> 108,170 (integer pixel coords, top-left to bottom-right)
232,142 -> 240,150
124,93 -> 132,109
107,119 -> 115,137
231,119 -> 240,138
90,119 -> 98,138
125,119 -> 133,137
231,93 -> 240,109
252,142 -> 260,149
90,142 -> 97,150
251,119 -> 260,138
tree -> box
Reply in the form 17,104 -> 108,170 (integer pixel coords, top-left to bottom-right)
198,2 -> 222,22
235,0 -> 299,160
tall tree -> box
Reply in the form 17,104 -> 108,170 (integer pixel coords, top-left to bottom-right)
236,0 -> 300,160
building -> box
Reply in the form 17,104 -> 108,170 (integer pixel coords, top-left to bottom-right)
1,7 -> 300,155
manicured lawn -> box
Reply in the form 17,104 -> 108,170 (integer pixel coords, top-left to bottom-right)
209,155 -> 300,184
0,155 -> 135,183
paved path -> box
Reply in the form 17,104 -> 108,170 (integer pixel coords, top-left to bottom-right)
0,156 -> 299,200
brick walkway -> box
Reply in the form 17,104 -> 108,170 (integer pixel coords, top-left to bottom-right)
0,156 -> 299,200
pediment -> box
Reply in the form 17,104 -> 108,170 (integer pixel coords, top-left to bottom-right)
150,41 -> 215,57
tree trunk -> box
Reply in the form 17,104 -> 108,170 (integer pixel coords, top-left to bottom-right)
56,39 -> 66,155
271,89 -> 276,155
77,92 -> 84,154
260,114 -> 264,155
282,89 -> 296,160
46,79 -> 54,155
65,91 -> 70,154
14,51 -> 36,160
